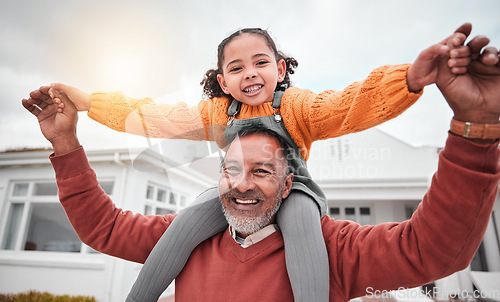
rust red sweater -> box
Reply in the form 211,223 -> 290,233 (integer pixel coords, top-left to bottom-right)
52,134 -> 499,301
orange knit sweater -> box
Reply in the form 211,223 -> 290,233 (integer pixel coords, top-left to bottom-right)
88,64 -> 421,160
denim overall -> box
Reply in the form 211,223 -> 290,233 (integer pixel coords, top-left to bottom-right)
225,90 -> 327,217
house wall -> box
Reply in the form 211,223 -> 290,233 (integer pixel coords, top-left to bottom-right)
0,159 -> 117,301
0,149 -> 214,302
1,132 -> 498,301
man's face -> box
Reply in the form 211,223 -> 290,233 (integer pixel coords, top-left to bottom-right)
219,133 -> 293,238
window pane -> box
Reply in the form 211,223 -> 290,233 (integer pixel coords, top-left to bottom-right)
169,192 -> 176,205
100,181 -> 114,195
1,203 -> 24,250
359,207 -> 372,225
24,203 -> 81,252
144,205 -> 153,215
345,207 -> 356,221
329,207 -> 340,220
156,208 -> 174,215
13,183 -> 29,196
157,189 -> 166,202
146,185 -> 154,199
33,183 -> 58,196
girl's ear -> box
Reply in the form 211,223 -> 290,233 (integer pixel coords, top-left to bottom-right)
277,59 -> 286,83
217,74 -> 230,94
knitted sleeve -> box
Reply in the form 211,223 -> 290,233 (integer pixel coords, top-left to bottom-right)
280,64 -> 422,160
87,91 -> 214,141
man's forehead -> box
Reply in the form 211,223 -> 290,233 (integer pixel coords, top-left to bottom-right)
225,134 -> 285,162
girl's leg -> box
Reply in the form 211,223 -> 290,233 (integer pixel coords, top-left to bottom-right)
126,187 -> 228,302
276,191 -> 329,302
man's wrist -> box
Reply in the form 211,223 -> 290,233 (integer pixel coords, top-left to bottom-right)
50,136 -> 81,155
450,118 -> 500,145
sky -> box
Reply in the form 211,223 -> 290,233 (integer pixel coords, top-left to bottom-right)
1,0 -> 499,153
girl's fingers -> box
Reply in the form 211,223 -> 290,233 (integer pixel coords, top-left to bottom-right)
448,57 -> 472,69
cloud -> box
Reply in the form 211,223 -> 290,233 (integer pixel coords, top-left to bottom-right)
2,0 -> 500,152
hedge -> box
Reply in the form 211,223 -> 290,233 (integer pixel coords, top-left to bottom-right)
0,290 -> 96,302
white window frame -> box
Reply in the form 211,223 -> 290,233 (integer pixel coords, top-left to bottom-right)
328,205 -> 373,225
143,182 -> 188,215
0,179 -> 114,254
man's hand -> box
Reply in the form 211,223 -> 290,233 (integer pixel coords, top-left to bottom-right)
435,30 -> 500,125
22,86 -> 80,155
407,23 -> 474,93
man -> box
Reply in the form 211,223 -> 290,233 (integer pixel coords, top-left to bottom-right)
23,24 -> 500,301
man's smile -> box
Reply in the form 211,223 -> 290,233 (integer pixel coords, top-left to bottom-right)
234,198 -> 260,205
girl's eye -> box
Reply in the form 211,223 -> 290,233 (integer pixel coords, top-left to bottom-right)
229,66 -> 242,73
256,61 -> 269,66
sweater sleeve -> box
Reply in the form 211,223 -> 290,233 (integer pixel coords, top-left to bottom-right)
312,64 -> 422,139
50,147 -> 173,264
324,133 -> 500,300
88,91 -> 213,141
280,64 -> 422,159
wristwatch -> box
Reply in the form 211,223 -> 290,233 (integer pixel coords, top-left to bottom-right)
450,118 -> 500,140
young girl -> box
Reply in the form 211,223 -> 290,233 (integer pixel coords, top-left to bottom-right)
51,27 -> 463,302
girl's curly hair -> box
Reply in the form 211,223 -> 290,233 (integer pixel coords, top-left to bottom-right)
200,28 -> 298,99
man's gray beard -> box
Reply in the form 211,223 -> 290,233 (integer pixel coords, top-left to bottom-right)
221,186 -> 284,236
222,198 -> 282,235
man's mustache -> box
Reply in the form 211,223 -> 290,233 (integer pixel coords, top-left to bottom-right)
221,188 -> 266,201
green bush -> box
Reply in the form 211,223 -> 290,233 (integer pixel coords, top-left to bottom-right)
0,290 -> 96,302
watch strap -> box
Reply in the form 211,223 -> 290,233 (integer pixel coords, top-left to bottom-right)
450,118 -> 500,140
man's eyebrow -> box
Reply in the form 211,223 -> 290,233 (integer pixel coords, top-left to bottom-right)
222,159 -> 239,166
222,159 -> 275,168
255,162 -> 276,170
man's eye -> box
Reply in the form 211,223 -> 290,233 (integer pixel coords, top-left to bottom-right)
223,166 -> 240,175
254,169 -> 271,177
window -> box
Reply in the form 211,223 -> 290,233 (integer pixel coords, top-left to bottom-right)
144,183 -> 187,216
328,206 -> 373,225
1,180 -> 114,253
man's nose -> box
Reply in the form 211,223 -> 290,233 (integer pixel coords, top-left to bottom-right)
231,172 -> 256,192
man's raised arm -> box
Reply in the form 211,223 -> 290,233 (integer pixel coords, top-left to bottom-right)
22,87 -> 171,263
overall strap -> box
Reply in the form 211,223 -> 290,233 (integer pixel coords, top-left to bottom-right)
227,98 -> 242,117
227,89 -> 285,118
272,90 -> 285,109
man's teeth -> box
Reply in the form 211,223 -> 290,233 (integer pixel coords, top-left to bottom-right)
243,85 -> 262,93
235,199 -> 258,204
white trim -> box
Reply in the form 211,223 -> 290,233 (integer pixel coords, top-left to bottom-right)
0,252 -> 106,270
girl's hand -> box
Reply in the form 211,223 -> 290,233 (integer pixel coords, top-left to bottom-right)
22,86 -> 80,154
49,83 -> 91,112
407,23 -> 473,93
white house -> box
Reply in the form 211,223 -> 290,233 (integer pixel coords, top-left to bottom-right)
0,129 -> 498,301
0,145 -> 218,302
307,129 -> 500,301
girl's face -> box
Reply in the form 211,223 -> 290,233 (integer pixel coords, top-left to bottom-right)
217,34 -> 286,106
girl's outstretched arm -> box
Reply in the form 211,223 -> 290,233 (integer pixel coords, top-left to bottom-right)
51,83 -> 215,141
50,83 -> 91,111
